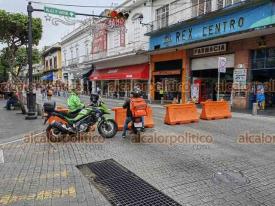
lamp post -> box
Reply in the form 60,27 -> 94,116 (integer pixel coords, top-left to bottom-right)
26,2 -> 37,120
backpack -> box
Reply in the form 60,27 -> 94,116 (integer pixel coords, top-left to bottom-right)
130,97 -> 147,117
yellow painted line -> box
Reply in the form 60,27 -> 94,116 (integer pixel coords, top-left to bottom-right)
0,170 -> 68,183
0,186 -> 76,205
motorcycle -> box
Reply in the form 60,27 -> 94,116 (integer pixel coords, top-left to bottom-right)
131,117 -> 145,142
43,98 -> 118,142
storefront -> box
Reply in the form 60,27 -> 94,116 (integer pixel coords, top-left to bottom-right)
150,50 -> 188,103
147,0 -> 275,109
189,44 -> 235,103
89,63 -> 149,99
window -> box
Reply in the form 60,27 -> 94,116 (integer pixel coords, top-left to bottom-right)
192,0 -> 212,17
85,43 -> 89,56
45,60 -> 48,69
63,51 -> 67,64
252,48 -> 275,70
50,59 -> 53,69
76,47 -> 79,59
217,0 -> 223,9
156,5 -> 169,29
70,48 -> 73,59
54,56 -> 57,69
217,0 -> 242,9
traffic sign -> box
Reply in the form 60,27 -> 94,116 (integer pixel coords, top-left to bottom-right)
218,57 -> 227,73
44,6 -> 76,18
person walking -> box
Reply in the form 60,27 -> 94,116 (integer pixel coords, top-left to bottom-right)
47,86 -> 53,101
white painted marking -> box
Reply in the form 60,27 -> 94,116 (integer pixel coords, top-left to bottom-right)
0,131 -> 45,146
0,149 -> 4,163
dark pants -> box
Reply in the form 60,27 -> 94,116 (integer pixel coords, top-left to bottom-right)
122,116 -> 132,136
6,99 -> 17,110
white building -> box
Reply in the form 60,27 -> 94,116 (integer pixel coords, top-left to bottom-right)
61,22 -> 93,93
85,0 -> 152,99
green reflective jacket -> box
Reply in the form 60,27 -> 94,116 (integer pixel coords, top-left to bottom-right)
67,92 -> 84,112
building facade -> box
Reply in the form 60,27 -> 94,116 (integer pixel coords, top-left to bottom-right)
42,43 -> 62,83
86,0 -> 152,99
146,0 -> 275,109
61,22 -> 93,93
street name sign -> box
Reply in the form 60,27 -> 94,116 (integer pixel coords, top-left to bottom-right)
44,6 -> 76,18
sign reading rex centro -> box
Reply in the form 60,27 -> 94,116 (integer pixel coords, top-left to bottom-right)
44,6 -> 76,18
149,2 -> 275,50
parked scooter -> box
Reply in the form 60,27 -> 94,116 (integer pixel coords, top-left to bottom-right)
43,94 -> 118,142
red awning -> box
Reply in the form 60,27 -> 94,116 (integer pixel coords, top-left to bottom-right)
89,63 -> 149,80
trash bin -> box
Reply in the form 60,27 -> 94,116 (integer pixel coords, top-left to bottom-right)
26,92 -> 36,111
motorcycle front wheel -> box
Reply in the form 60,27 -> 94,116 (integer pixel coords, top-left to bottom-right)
97,119 -> 118,139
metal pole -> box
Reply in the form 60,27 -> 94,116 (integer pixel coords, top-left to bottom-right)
217,70 -> 220,101
26,2 -> 37,120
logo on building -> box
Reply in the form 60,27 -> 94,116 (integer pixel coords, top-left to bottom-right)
163,34 -> 172,44
193,43 -> 227,56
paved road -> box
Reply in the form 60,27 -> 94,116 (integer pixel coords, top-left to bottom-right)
0,95 -> 275,205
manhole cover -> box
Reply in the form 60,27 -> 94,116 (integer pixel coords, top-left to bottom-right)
76,159 -> 181,206
212,170 -> 250,186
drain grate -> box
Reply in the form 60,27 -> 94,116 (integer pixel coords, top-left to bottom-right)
76,159 -> 181,206
212,170 -> 250,186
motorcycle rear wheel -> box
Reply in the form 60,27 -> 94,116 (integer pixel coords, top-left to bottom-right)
46,125 -> 64,142
98,119 -> 118,139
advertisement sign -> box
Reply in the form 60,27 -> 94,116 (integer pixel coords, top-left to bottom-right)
92,30 -> 107,54
191,83 -> 200,103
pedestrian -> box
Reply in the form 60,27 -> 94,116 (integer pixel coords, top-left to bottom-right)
47,86 -> 53,101
96,86 -> 101,95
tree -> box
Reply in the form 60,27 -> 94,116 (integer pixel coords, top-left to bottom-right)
0,9 -> 42,78
14,47 -> 41,76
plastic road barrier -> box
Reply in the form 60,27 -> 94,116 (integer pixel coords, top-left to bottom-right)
164,103 -> 199,125
200,100 -> 232,120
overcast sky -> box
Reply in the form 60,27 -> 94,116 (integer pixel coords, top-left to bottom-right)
0,0 -> 123,49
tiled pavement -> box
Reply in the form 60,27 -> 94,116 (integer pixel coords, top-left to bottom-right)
1,99 -> 275,205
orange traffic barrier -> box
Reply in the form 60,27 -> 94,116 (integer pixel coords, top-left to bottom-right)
200,100 -> 232,120
112,106 -> 154,131
164,103 -> 199,125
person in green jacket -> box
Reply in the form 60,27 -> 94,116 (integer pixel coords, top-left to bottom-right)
67,89 -> 85,113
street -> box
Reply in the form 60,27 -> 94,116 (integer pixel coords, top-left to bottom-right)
0,96 -> 275,206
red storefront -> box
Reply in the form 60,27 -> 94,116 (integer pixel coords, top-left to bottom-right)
89,63 -> 149,99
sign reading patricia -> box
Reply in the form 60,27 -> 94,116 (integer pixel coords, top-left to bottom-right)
150,2 -> 275,50
44,6 -> 76,18
193,43 -> 227,56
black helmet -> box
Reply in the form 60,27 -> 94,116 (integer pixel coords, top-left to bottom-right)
90,93 -> 99,104
131,88 -> 141,98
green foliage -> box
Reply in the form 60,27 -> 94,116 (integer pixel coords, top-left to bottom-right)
0,9 -> 43,78
0,9 -> 42,46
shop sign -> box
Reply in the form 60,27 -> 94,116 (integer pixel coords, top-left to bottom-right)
150,2 -> 275,50
153,70 -> 181,76
193,44 -> 227,56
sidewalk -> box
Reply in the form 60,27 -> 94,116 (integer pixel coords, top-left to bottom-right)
0,100 -> 44,144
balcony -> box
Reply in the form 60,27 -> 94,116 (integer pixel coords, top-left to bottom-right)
146,0 -> 251,34
67,58 -> 79,66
